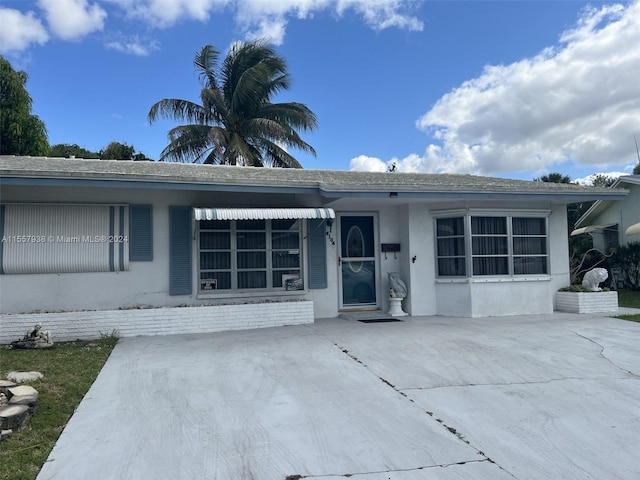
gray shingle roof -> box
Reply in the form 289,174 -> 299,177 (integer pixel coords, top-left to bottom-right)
0,155 -> 627,199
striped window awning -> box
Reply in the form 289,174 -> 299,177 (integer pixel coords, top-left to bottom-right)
570,223 -> 617,236
193,207 -> 335,221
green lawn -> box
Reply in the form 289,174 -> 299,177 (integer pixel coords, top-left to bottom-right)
0,336 -> 117,480
617,289 -> 640,308
615,289 -> 640,323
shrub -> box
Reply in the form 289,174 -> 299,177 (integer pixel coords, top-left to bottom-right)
559,285 -> 610,292
607,241 -> 640,291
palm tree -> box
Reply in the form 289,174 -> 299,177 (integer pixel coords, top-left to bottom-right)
534,172 -> 572,184
148,40 -> 317,167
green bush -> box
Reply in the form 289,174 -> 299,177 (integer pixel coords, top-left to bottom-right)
607,241 -> 640,291
559,285 -> 610,292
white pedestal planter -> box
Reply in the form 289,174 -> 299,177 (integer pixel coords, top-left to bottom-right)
387,297 -> 407,317
555,291 -> 618,314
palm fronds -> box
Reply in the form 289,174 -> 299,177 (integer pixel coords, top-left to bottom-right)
149,39 -> 316,167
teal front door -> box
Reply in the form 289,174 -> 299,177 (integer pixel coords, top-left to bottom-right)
339,215 -> 377,307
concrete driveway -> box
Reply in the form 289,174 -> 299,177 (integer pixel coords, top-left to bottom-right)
37,313 -> 640,480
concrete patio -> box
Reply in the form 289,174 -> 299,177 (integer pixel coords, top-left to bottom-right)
37,312 -> 640,480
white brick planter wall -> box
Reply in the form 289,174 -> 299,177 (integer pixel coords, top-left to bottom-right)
555,291 -> 618,314
0,301 -> 314,343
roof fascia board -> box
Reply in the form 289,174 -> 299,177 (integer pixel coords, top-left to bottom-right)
573,178 -> 637,228
0,175 -> 629,203
318,190 -> 627,202
0,177 -> 319,195
574,200 -> 604,228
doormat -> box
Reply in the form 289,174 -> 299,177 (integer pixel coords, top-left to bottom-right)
358,319 -> 403,323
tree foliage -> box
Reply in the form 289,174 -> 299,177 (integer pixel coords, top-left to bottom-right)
49,143 -> 99,158
634,161 -> 640,175
100,142 -> 135,160
148,39 -> 317,167
590,174 -> 616,187
534,172 -> 572,184
98,142 -> 151,161
49,141 -> 151,161
608,242 -> 640,290
0,56 -> 48,156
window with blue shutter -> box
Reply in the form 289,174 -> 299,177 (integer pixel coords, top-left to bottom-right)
307,219 -> 327,289
169,206 -> 192,295
129,205 -> 153,261
0,204 -> 5,274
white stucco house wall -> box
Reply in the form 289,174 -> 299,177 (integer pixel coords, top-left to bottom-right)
572,175 -> 640,250
0,156 -> 628,341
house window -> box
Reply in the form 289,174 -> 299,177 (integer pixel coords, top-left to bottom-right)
198,219 -> 301,291
472,217 -> 509,275
603,226 -> 619,250
436,217 -> 466,276
512,217 -> 548,275
435,214 -> 548,278
0,204 -> 129,274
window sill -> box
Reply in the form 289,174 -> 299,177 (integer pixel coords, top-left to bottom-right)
436,276 -> 551,284
470,276 -> 551,283
435,278 -> 470,284
196,289 -> 308,300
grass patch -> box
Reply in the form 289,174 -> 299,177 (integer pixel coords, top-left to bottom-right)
614,289 -> 640,323
0,335 -> 118,480
617,289 -> 640,309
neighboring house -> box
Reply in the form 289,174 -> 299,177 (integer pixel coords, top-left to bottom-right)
0,156 -> 628,339
572,175 -> 640,250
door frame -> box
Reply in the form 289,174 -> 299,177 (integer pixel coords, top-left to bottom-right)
337,212 -> 380,310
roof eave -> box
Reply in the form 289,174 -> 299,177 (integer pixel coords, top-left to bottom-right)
1,173 -> 629,204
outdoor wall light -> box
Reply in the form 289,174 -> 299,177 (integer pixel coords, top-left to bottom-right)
326,218 -> 335,245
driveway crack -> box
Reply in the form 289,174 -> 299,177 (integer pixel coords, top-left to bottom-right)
286,458 -> 511,479
569,329 -> 640,378
333,344 -> 518,479
398,375 -> 627,392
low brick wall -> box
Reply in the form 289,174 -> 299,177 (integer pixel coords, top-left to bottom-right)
0,301 -> 315,343
555,291 -> 618,314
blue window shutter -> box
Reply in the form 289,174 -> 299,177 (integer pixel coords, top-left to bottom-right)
169,206 -> 192,295
129,205 -> 153,261
0,204 -> 5,274
307,219 -> 327,289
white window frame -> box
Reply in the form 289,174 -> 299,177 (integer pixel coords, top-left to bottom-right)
434,209 -> 550,279
197,218 -> 303,293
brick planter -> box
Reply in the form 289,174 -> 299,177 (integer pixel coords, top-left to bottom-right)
555,291 -> 618,314
0,301 -> 314,343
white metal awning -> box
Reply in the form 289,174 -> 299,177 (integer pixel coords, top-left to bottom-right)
193,207 -> 335,221
570,223 -> 616,236
626,222 -> 640,236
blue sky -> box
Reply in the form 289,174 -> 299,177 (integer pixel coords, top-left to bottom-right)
1,0 -> 639,183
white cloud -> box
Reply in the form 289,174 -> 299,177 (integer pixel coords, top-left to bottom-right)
38,0 -> 107,40
349,152 -> 439,173
336,0 -> 423,31
105,34 -> 159,56
243,16 -> 289,46
0,8 -> 49,54
235,0 -> 422,45
574,170 -> 632,185
349,155 -> 388,172
4,0 -> 421,53
109,0 -> 422,45
107,0 -> 230,28
413,1 -> 640,176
